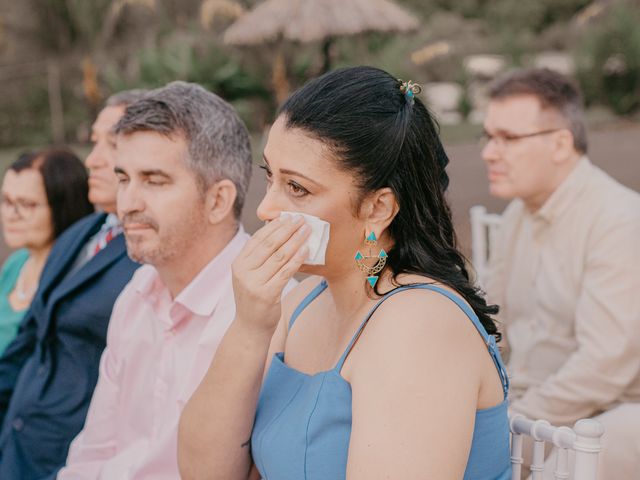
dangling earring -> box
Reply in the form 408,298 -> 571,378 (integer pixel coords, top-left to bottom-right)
354,231 -> 388,288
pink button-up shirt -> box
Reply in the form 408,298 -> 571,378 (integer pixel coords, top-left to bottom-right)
58,229 -> 250,480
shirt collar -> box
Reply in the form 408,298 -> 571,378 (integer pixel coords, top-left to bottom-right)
135,266 -> 165,303
104,213 -> 121,228
174,226 -> 249,317
135,226 -> 249,323
533,156 -> 591,224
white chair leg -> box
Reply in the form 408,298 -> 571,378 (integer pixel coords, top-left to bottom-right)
573,419 -> 604,480
511,433 -> 524,480
531,440 -> 546,480
509,413 -> 602,480
554,447 -> 570,480
470,205 -> 488,281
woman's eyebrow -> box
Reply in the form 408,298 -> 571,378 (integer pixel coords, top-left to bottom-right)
262,154 -> 323,188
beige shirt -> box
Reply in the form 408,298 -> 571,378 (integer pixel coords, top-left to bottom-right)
487,157 -> 640,425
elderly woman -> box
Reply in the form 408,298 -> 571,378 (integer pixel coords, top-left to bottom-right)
179,66 -> 511,479
0,148 -> 94,354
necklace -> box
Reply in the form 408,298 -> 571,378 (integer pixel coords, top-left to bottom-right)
14,259 -> 38,301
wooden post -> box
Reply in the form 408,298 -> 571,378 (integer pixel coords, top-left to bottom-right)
271,48 -> 290,106
47,60 -> 65,144
321,37 -> 333,73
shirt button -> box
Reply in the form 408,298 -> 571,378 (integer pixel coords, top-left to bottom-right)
12,418 -> 24,432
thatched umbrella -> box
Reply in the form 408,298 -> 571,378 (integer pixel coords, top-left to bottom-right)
224,0 -> 419,74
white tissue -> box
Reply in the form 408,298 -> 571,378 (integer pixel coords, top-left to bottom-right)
279,211 -> 330,265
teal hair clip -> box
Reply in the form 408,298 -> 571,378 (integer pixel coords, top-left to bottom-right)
398,79 -> 422,105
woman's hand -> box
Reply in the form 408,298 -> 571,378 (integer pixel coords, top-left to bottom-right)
179,215 -> 309,480
232,214 -> 310,334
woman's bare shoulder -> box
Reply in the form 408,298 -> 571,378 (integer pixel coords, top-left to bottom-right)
382,274 -> 476,323
357,278 -> 486,367
377,284 -> 473,333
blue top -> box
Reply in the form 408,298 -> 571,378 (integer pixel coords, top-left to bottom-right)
251,281 -> 512,480
0,249 -> 30,355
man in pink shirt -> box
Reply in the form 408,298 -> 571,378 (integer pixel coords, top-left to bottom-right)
57,81 -> 257,479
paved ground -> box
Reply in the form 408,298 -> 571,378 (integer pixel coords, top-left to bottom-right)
1,121 -> 638,263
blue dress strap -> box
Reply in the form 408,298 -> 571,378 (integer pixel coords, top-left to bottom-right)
333,283 -> 509,398
288,279 -> 328,331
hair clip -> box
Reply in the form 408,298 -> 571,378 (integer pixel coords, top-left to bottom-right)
398,79 -> 422,105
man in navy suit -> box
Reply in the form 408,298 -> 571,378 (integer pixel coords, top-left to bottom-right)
0,90 -> 147,479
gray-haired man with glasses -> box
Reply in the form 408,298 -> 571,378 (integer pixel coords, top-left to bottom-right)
482,67 -> 640,479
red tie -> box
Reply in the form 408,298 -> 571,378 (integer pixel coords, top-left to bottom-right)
93,227 -> 116,256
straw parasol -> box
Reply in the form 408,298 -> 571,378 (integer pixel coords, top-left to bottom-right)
224,0 -> 419,73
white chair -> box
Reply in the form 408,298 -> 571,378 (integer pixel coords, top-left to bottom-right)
509,413 -> 605,480
469,205 -> 502,287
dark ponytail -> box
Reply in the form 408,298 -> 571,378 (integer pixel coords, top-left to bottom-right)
280,66 -> 500,339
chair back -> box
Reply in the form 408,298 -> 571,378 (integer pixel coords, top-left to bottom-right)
469,205 -> 502,287
510,413 -> 604,480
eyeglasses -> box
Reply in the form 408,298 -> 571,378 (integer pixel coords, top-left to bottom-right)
0,196 -> 46,218
479,128 -> 563,150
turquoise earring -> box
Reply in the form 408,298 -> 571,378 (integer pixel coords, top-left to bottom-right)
354,231 -> 387,288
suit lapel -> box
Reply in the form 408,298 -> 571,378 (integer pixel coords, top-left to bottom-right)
36,218 -> 134,341
37,213 -> 106,300
46,233 -> 129,308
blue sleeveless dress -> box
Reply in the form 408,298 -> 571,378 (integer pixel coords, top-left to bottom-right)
251,281 -> 512,479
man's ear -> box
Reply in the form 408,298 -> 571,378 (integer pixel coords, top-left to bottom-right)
205,179 -> 237,225
361,187 -> 399,240
551,129 -> 577,164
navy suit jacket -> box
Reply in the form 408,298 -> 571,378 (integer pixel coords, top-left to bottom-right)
0,213 -> 139,479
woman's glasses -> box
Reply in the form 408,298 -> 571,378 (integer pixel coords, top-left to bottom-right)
1,195 -> 46,218
479,128 -> 562,149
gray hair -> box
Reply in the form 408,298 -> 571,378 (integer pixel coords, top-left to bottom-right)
113,81 -> 252,219
105,89 -> 149,108
488,68 -> 588,154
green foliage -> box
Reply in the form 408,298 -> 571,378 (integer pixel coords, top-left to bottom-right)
407,0 -> 587,62
288,51 -> 315,88
143,40 -> 266,100
428,0 -> 590,30
430,0 -> 490,18
3,0 -> 638,149
456,70 -> 473,121
0,82 -> 49,146
483,0 -> 590,61
29,0 -> 114,52
575,3 -> 640,115
105,34 -> 270,130
0,77 -> 89,147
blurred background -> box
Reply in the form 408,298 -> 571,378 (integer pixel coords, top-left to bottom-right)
1,0 -> 639,262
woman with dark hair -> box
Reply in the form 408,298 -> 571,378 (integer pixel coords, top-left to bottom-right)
0,148 -> 94,354
179,66 -> 511,479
